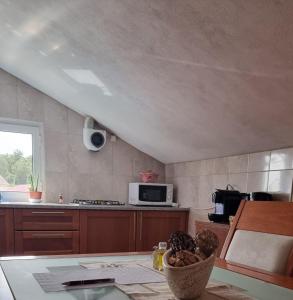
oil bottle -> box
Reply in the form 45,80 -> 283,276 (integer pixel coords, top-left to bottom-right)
153,242 -> 167,271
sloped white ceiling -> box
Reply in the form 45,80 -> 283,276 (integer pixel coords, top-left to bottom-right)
1,0 -> 293,163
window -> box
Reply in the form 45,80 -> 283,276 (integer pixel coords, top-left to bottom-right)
0,120 -> 42,201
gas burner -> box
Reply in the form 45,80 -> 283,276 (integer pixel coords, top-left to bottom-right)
71,199 -> 125,206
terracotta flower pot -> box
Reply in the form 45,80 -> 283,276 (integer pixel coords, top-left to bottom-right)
163,249 -> 215,299
29,191 -> 42,203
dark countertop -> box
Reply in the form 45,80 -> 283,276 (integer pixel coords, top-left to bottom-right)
0,202 -> 190,211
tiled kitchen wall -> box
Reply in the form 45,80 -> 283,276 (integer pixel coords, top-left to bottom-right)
0,68 -> 164,202
166,149 -> 293,235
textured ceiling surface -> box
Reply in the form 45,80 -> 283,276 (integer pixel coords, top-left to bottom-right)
0,0 -> 293,163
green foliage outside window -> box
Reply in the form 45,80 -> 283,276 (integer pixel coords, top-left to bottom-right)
0,150 -> 32,186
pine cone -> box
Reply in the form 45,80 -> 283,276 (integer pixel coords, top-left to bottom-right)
169,231 -> 197,254
195,229 -> 219,257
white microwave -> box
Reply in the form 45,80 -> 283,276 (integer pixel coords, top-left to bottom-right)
129,183 -> 173,206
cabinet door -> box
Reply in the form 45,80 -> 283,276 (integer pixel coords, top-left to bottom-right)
14,209 -> 79,230
136,211 -> 188,251
15,231 -> 79,255
80,210 -> 136,254
0,209 -> 14,256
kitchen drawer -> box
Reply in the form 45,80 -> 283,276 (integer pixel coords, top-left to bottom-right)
14,209 -> 79,231
14,231 -> 79,255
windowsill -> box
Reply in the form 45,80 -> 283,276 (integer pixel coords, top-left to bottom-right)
0,191 -> 29,202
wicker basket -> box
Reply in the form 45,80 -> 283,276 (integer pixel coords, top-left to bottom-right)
163,249 -> 215,299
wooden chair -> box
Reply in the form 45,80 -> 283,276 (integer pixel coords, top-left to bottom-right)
216,200 -> 293,288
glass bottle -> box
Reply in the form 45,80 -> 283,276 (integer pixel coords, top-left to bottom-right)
153,242 -> 167,271
58,193 -> 64,204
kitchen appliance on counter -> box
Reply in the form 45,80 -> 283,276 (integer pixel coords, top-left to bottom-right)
251,192 -> 272,201
208,185 -> 249,223
129,182 -> 173,206
71,199 -> 125,206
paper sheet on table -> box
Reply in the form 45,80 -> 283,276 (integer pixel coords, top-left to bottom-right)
80,260 -> 153,270
47,265 -> 84,272
33,265 -> 166,293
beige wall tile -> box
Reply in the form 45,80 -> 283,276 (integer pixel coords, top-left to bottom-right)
172,176 -> 198,207
270,148 -> 293,170
200,159 -> 215,176
214,157 -> 229,174
248,151 -> 270,172
268,170 -> 293,201
89,174 -> 113,200
165,164 -> 174,178
186,160 -> 201,177
113,139 -> 136,176
68,173 -> 92,200
228,154 -> 248,173
228,173 -> 248,192
173,162 -> 187,177
112,176 -> 134,203
17,82 -> 44,121
68,134 -> 84,152
44,95 -> 68,133
198,175 -> 214,208
247,172 -> 268,193
45,129 -> 69,173
45,171 -> 68,203
0,84 -> 18,118
68,150 -> 91,174
89,143 -> 113,175
68,110 -> 84,135
212,174 -> 229,190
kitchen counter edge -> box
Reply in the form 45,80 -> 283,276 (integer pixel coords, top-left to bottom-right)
0,202 -> 190,211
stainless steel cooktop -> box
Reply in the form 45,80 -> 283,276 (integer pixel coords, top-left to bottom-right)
71,199 -> 125,206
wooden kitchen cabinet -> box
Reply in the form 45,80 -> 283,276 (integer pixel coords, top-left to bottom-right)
15,231 -> 79,255
14,208 -> 80,256
14,209 -> 79,231
135,211 -> 188,251
0,209 -> 14,256
80,210 -> 136,253
0,206 -> 189,256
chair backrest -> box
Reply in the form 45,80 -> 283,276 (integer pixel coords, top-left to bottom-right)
220,201 -> 293,276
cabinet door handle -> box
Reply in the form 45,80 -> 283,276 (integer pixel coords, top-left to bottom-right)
31,211 -> 65,214
31,233 -> 66,238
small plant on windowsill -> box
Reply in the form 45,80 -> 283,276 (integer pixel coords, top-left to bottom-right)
29,174 -> 42,203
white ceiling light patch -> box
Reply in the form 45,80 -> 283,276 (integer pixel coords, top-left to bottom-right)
63,69 -> 112,96
21,19 -> 45,36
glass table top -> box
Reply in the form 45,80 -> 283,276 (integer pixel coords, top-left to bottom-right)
1,254 -> 292,300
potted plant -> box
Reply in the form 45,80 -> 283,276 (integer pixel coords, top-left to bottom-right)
29,175 -> 42,203
163,230 -> 219,299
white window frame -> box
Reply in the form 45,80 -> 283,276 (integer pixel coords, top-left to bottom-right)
0,118 -> 44,201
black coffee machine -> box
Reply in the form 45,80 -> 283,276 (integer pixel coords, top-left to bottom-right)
208,185 -> 249,223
